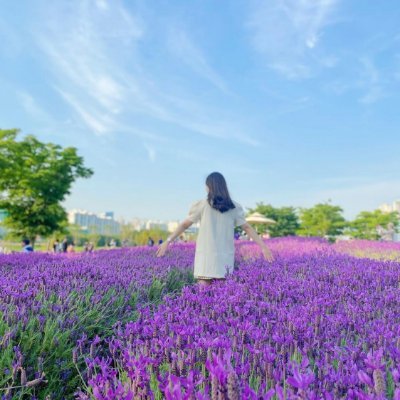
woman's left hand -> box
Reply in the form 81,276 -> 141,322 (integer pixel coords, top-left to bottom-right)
261,245 -> 274,262
156,241 -> 169,257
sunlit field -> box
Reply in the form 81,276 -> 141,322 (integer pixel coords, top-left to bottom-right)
1,238 -> 400,399
334,239 -> 400,262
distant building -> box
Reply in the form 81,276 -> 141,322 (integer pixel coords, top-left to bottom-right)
131,218 -> 146,231
145,219 -> 199,234
379,203 -> 393,213
102,211 -> 114,219
145,220 -> 168,231
167,221 -> 179,233
379,200 -> 400,214
128,218 -> 199,234
186,223 -> 199,234
68,210 -> 121,235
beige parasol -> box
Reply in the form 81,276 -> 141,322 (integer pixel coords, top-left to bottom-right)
245,212 -> 276,234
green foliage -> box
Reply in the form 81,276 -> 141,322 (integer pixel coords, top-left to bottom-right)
147,269 -> 195,305
148,278 -> 165,303
0,268 -> 192,399
297,202 -> 347,239
0,290 -> 123,399
0,129 -> 93,245
247,202 -> 300,237
120,226 -> 170,246
346,209 -> 399,240
165,268 -> 195,293
61,225 -> 121,248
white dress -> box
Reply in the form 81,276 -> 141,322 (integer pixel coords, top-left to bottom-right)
186,199 -> 247,279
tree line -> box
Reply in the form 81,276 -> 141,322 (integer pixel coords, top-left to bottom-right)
248,202 -> 399,241
1,129 -> 398,247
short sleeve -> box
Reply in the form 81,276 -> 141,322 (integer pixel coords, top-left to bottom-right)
187,200 -> 204,223
234,203 -> 247,227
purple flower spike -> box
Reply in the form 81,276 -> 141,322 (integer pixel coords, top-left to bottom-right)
287,362 -> 314,391
357,370 -> 373,388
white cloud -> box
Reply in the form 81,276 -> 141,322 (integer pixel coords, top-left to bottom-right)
167,29 -> 229,93
95,0 -> 108,11
17,91 -> 51,122
247,0 -> 339,79
325,57 -> 387,103
57,89 -> 115,135
358,57 -> 384,104
33,0 -> 259,155
144,143 -> 156,163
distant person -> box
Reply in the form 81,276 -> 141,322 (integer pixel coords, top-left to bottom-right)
53,239 -> 60,253
67,243 -> 75,253
158,238 -> 163,245
21,239 -> 34,253
84,241 -> 94,252
147,237 -> 155,247
156,172 -> 273,285
61,238 -> 68,253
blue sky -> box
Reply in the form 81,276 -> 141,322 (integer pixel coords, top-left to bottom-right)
1,0 -> 400,221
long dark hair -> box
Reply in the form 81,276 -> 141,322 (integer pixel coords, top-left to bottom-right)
206,172 -> 235,213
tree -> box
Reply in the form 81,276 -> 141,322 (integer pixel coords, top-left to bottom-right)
347,209 -> 399,240
297,202 -> 347,239
0,129 -> 93,246
133,228 -> 168,245
247,202 -> 300,237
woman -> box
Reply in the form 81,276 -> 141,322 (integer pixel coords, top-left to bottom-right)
156,172 -> 273,285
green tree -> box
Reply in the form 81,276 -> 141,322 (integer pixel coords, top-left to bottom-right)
120,223 -> 134,243
297,202 -> 347,239
247,202 -> 300,237
0,129 -> 93,246
347,209 -> 399,240
134,229 -> 168,245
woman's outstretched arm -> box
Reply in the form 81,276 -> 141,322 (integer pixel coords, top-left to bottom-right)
156,219 -> 193,257
240,222 -> 274,261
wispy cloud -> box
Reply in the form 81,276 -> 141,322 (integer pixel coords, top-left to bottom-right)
324,57 -> 388,104
17,91 -> 52,122
33,0 -> 257,153
56,89 -> 116,135
36,1 -> 142,135
95,0 -> 108,11
247,0 -> 339,79
143,143 -> 156,163
167,29 -> 229,93
358,57 -> 384,104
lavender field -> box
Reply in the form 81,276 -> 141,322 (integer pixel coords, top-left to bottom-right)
1,238 -> 400,399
